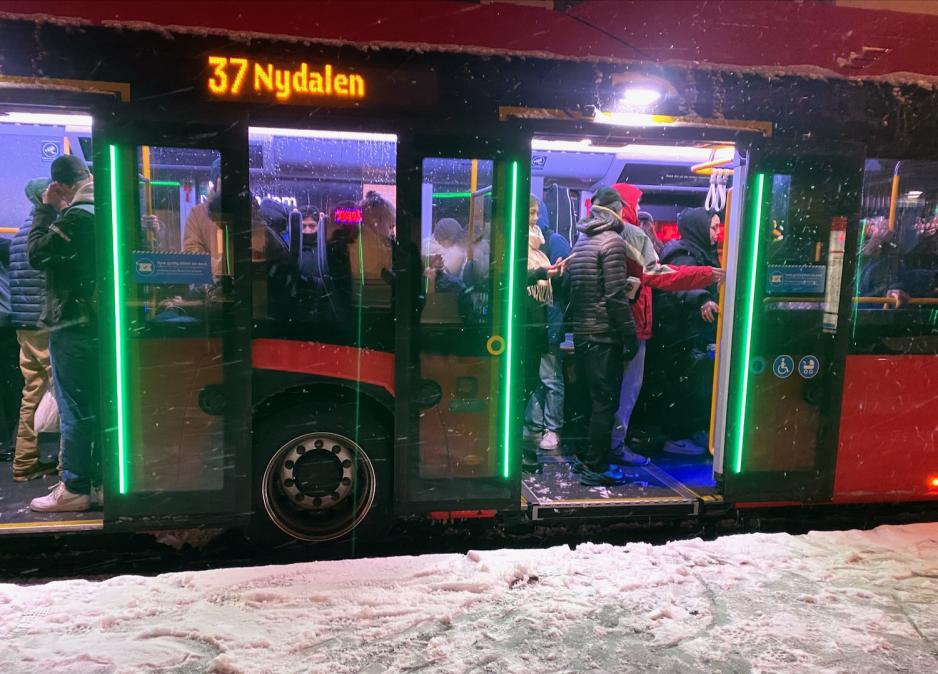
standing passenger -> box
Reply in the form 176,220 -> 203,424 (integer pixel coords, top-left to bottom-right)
523,196 -> 570,451
566,187 -> 639,486
609,184 -> 721,462
648,207 -> 723,452
10,178 -> 57,482
27,156 -> 98,511
183,157 -> 224,276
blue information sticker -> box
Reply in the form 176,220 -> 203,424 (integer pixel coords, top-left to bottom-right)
766,265 -> 826,295
132,251 -> 213,285
798,355 -> 820,379
773,355 -> 794,379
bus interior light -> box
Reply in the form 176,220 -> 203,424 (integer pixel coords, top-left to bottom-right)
620,87 -> 662,109
248,126 -> 396,143
0,111 -> 93,128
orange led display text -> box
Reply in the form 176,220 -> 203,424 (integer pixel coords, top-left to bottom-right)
207,56 -> 366,102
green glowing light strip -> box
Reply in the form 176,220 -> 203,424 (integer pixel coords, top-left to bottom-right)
501,161 -> 520,479
733,172 -> 765,475
108,145 -> 129,494
851,222 -> 868,340
150,180 -> 181,187
432,191 -> 472,199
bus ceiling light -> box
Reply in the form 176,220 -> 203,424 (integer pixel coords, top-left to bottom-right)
907,190 -> 923,199
248,126 -> 396,143
0,111 -> 93,129
620,87 -> 662,109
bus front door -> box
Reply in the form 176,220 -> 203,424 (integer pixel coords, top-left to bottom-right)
716,140 -> 865,504
394,132 -> 529,513
95,113 -> 253,526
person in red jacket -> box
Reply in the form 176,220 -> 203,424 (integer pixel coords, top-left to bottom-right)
608,183 -> 723,463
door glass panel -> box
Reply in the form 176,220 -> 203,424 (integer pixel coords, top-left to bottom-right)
415,157 -> 502,491
127,146 -> 225,493
852,159 -> 938,351
247,127 -> 397,350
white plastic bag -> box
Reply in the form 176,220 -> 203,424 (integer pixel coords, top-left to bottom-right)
35,389 -> 59,434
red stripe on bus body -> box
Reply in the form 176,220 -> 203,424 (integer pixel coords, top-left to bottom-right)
252,339 -> 395,395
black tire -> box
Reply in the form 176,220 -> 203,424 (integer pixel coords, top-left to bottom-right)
251,398 -> 392,550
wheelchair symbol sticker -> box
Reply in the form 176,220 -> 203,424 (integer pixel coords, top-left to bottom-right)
798,355 -> 820,379
772,355 -> 794,379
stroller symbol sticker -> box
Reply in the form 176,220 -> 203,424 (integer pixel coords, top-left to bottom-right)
772,355 -> 794,379
798,355 -> 819,379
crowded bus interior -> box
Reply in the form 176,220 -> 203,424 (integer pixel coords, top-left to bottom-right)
1,101 -> 937,536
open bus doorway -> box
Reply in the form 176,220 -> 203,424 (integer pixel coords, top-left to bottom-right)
521,135 -> 739,517
0,109 -> 104,534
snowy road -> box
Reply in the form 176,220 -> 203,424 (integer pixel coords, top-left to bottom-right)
1,524 -> 938,673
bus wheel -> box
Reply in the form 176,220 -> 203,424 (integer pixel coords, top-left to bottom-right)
253,404 -> 391,547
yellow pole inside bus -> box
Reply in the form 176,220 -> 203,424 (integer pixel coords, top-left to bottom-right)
887,162 -> 900,232
141,146 -> 157,312
467,159 -> 478,262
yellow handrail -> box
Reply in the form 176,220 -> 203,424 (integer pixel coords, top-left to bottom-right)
691,157 -> 735,176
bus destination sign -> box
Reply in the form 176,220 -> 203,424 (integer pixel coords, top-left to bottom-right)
207,56 -> 366,102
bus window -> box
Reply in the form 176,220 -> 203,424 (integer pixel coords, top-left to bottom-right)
852,159 -> 938,350
247,127 -> 397,349
128,147 -> 226,493
416,157 -> 499,484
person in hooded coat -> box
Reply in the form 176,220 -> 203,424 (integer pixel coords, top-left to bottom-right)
9,178 -> 57,482
645,207 -> 722,451
565,187 -> 639,486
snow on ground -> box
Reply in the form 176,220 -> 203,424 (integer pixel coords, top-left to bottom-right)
2,524 -> 938,673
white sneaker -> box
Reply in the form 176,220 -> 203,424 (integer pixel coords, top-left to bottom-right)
539,430 -> 561,451
30,481 -> 91,513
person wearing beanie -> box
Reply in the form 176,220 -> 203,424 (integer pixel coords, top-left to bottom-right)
565,186 -> 640,486
607,183 -> 722,461
26,154 -> 99,511
638,210 -> 663,255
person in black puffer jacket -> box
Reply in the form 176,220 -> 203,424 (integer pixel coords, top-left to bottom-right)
8,178 -> 57,482
566,187 -> 639,486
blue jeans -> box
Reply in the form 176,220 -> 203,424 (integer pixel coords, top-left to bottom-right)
50,329 -> 100,494
524,350 -> 564,432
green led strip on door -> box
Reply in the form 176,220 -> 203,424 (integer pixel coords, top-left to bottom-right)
733,172 -> 765,474
501,160 -> 520,479
108,145 -> 130,494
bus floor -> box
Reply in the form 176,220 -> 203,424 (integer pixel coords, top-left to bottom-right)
521,443 -> 717,509
0,436 -> 102,533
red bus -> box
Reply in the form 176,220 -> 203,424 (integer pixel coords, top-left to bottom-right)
0,12 -> 936,546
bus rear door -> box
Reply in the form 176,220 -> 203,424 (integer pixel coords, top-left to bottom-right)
394,131 -> 529,514
716,140 -> 866,504
95,112 -> 253,527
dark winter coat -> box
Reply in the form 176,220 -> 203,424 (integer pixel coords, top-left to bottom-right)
653,208 -> 720,348
566,206 -> 637,349
10,179 -> 50,329
28,179 -> 97,330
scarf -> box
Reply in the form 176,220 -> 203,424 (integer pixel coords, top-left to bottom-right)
527,225 -> 553,306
